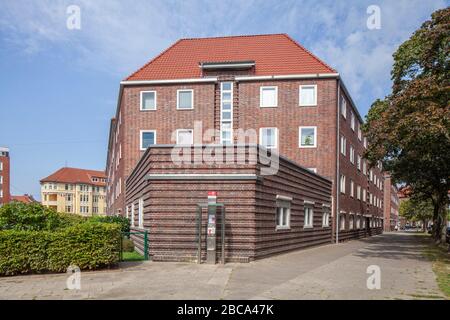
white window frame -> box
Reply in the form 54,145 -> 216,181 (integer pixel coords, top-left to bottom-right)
340,174 -> 346,194
276,198 -> 291,230
358,125 -> 362,141
260,86 -> 278,108
350,145 -> 355,164
351,111 -> 355,131
138,198 -> 144,228
340,213 -> 346,230
349,214 -> 354,230
357,154 -> 361,171
0,175 -> 2,184
350,179 -> 354,198
308,168 -> 317,173
140,130 -> 157,151
176,129 -> 194,145
341,95 -> 347,118
259,127 -> 278,149
131,203 -> 135,227
304,203 -> 314,228
299,126 -> 317,148
340,136 -> 346,155
356,215 -> 361,229
322,205 -> 330,227
357,185 -> 361,200
140,90 -> 157,111
299,84 -> 317,107
220,82 -> 233,145
176,89 -> 194,110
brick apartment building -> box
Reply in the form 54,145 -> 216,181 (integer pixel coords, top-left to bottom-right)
0,147 -> 11,205
383,173 -> 400,231
106,34 -> 384,253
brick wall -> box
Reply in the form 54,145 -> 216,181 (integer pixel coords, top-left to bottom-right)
125,145 -> 333,262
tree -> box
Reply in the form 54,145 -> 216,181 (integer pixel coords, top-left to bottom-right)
363,8 -> 450,242
399,198 -> 433,231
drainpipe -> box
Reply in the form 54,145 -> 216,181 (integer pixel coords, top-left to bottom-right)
336,79 -> 341,244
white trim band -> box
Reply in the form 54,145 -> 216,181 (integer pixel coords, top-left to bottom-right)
121,78 -> 218,85
235,73 -> 339,82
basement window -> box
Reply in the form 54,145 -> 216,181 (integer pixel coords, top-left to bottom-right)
177,89 -> 194,109
276,197 -> 291,230
260,86 -> 278,107
299,85 -> 317,106
140,91 -> 157,110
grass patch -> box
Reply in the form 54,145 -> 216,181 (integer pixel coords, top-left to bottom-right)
420,235 -> 450,299
122,251 -> 145,262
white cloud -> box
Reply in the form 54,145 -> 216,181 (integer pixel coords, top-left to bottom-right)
0,0 -> 447,105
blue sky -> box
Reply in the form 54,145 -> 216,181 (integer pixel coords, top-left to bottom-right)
0,0 -> 447,200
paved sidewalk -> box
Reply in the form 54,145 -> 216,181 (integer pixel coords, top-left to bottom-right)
0,232 -> 445,300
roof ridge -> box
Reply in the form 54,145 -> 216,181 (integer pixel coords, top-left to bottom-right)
179,33 -> 288,41
124,39 -> 183,81
282,34 -> 336,73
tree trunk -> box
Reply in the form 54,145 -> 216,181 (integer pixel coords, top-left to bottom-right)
432,202 -> 441,243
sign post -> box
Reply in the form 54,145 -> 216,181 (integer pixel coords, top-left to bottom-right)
206,191 -> 217,264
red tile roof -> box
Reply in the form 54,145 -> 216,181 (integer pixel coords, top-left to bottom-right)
40,167 -> 106,186
11,195 -> 36,204
125,34 -> 336,81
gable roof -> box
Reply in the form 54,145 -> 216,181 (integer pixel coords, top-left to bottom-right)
11,195 -> 36,204
40,167 -> 106,186
125,34 -> 336,81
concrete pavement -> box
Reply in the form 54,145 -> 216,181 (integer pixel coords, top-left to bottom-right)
0,232 -> 445,300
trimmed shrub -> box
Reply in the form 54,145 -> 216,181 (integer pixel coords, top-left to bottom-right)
122,238 -> 135,252
0,222 -> 121,276
0,202 -> 85,231
89,215 -> 130,234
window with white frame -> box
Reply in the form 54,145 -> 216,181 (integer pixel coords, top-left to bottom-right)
140,130 -> 156,150
363,189 -> 367,202
259,127 -> 278,149
357,185 -> 361,200
299,126 -> 317,148
177,89 -> 194,109
351,111 -> 355,131
299,85 -> 317,106
341,95 -> 347,118
304,203 -> 314,228
220,82 -> 233,145
260,86 -> 278,107
0,162 -> 2,171
276,198 -> 291,229
349,215 -> 354,229
364,137 -> 368,148
357,154 -> 362,171
340,213 -> 346,230
176,129 -> 193,145
350,179 -> 354,198
358,125 -> 362,141
140,91 -> 157,110
363,160 -> 367,175
322,205 -> 330,227
362,218 -> 366,228
307,168 -> 317,173
131,203 -> 135,227
138,198 -> 144,228
356,215 -> 361,229
350,145 -> 355,164
126,206 -> 129,219
340,136 -> 346,155
340,174 -> 346,194
0,175 -> 2,184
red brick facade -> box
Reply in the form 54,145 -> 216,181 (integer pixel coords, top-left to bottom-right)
126,145 -> 334,262
0,148 -> 10,205
106,34 -> 385,243
383,173 -> 400,231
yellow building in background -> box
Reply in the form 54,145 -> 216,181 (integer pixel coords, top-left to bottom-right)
40,167 -> 107,216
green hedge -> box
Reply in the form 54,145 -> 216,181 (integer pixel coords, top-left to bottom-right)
0,222 -> 121,276
0,202 -> 85,231
89,215 -> 130,234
